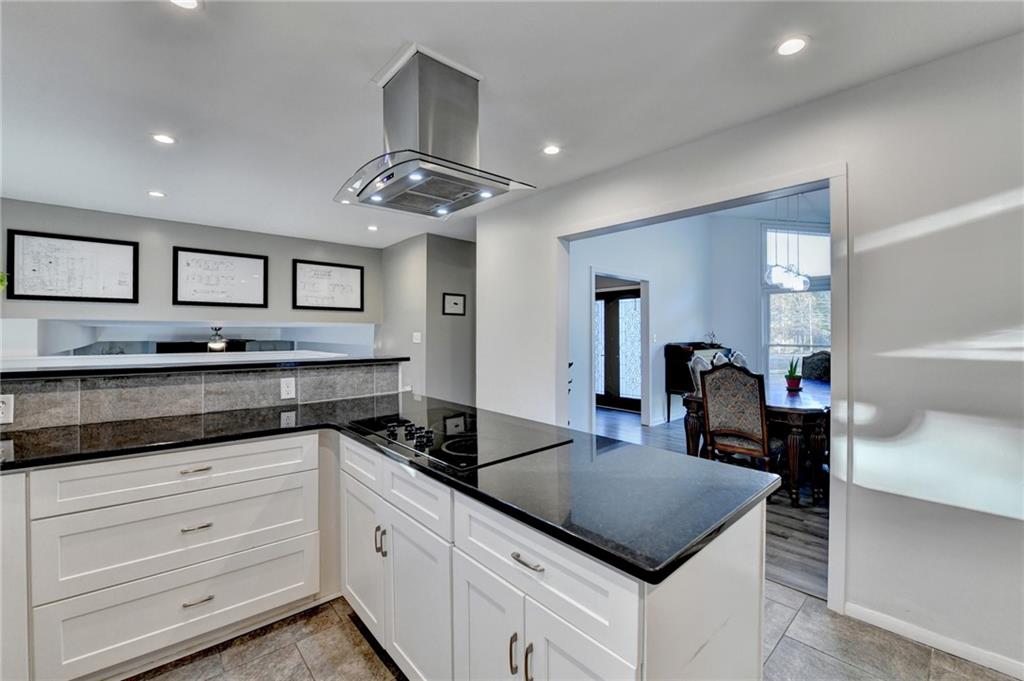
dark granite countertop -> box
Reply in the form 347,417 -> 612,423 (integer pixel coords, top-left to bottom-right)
0,354 -> 409,380
0,393 -> 780,584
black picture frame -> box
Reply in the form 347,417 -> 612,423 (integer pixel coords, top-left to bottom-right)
292,259 -> 365,312
5,229 -> 140,303
172,246 -> 269,308
442,292 -> 466,316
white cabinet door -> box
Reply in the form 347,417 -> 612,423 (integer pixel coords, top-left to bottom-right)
341,473 -> 387,643
453,549 -> 524,681
382,503 -> 453,681
525,599 -> 637,681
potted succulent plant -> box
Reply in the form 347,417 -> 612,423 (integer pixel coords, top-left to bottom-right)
785,358 -> 802,392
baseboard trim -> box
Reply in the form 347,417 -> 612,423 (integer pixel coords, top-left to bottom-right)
844,602 -> 1023,680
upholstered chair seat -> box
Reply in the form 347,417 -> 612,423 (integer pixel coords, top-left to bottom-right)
802,351 -> 831,382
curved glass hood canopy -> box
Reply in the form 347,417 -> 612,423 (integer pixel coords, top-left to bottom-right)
335,49 -> 533,219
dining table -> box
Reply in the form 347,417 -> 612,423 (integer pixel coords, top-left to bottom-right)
682,377 -> 831,506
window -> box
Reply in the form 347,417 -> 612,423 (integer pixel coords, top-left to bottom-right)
763,225 -> 831,375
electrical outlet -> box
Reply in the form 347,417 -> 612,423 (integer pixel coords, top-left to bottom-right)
0,394 -> 13,425
280,410 -> 296,428
412,332 -> 422,344
280,377 -> 296,400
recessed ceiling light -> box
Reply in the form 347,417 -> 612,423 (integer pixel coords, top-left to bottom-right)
170,0 -> 200,8
543,145 -> 560,155
479,191 -> 493,199
367,225 -> 379,231
370,195 -> 383,202
409,172 -> 423,181
147,190 -> 165,198
436,207 -> 449,216
340,199 -> 351,205
776,36 -> 808,56
152,133 -> 176,144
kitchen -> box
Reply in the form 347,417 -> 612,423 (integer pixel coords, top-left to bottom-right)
2,3 -> 1022,681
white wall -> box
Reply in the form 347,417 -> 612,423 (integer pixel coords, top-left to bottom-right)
477,35 -> 1023,675
568,215 -> 710,428
708,216 -> 764,372
0,199 -> 383,324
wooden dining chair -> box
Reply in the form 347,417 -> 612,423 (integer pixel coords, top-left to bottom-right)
699,363 -> 784,472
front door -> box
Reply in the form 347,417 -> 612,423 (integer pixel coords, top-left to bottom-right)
594,288 -> 642,413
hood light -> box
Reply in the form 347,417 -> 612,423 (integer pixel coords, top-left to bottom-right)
340,199 -> 351,205
479,191 -> 493,199
436,207 -> 449,216
370,195 -> 383,202
409,172 -> 423,181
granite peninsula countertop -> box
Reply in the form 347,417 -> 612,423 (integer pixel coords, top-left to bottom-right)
0,393 -> 780,583
0,351 -> 409,380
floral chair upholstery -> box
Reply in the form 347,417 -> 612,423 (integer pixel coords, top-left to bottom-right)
700,363 -> 784,470
802,351 -> 831,382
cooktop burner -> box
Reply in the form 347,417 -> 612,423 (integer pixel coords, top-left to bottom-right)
347,396 -> 572,471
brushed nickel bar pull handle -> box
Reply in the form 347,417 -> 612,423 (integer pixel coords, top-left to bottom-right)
180,465 -> 212,475
182,594 -> 214,608
180,522 -> 213,534
380,528 -> 387,557
511,552 -> 544,573
508,632 -> 519,674
374,525 -> 382,554
524,642 -> 534,681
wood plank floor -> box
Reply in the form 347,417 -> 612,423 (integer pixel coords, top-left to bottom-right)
594,406 -> 829,599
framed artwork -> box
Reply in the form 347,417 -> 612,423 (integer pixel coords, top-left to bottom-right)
173,246 -> 268,308
6,229 -> 139,303
442,292 -> 466,316
292,259 -> 364,311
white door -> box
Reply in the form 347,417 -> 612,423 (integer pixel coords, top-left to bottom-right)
342,474 -> 386,643
452,549 -> 525,681
524,599 -> 636,681
382,503 -> 453,681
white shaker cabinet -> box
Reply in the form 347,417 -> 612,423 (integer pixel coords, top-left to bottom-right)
524,598 -> 637,681
453,548 -> 524,681
341,471 -> 388,644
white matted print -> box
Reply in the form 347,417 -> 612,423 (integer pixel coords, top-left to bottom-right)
173,247 -> 268,307
292,259 -> 364,311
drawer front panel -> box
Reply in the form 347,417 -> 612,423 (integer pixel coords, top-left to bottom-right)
32,471 -> 318,604
454,493 -> 640,665
33,532 -> 319,681
379,455 -> 452,540
30,433 -> 319,518
341,436 -> 385,492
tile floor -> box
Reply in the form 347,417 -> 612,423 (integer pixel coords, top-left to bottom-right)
132,582 -> 1013,681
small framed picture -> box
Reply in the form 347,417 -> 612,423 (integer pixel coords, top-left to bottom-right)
173,246 -> 268,308
292,259 -> 364,311
442,292 -> 466,316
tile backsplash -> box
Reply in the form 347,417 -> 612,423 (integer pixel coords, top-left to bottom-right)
0,363 -> 401,432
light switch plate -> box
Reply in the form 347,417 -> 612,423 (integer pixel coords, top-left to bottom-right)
280,377 -> 296,400
0,394 -> 13,425
412,332 -> 422,344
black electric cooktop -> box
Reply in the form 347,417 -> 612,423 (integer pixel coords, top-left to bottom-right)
347,396 -> 573,471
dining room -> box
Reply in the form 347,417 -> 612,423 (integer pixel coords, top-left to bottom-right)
569,183 -> 833,599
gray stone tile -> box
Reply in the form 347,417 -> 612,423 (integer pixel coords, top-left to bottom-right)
216,644 -> 312,681
373,364 -> 399,394
298,366 -> 375,403
766,580 -> 809,610
295,618 -> 398,681
0,378 -> 79,431
299,397 -> 375,427
219,604 -> 339,670
80,374 -> 201,424
929,649 -> 1016,681
765,637 -> 881,681
203,369 -> 298,412
374,393 -> 400,417
330,596 -> 354,619
788,598 -> 932,681
764,598 -> 799,662
128,646 -> 224,681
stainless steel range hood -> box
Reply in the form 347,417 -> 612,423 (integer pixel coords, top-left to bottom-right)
336,50 -> 533,218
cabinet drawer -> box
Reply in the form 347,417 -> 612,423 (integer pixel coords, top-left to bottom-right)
32,471 -> 318,604
30,433 -> 319,518
33,532 -> 319,681
341,435 -> 386,491
379,455 -> 452,540
454,493 -> 640,665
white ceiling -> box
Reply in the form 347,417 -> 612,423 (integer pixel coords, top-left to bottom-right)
2,2 -> 1020,248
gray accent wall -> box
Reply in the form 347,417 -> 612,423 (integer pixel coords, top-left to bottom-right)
0,199 -> 383,324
